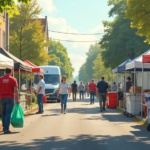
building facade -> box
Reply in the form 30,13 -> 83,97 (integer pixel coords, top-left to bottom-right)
0,11 -> 6,49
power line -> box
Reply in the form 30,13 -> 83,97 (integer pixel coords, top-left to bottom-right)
48,30 -> 105,35
52,38 -> 100,42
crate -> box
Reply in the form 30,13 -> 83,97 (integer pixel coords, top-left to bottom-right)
119,100 -> 123,108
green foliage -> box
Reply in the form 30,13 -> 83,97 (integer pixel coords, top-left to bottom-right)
0,0 -> 30,17
100,0 -> 150,69
84,43 -> 102,79
125,0 -> 150,44
9,0 -> 52,65
78,64 -> 90,84
32,93 -> 37,103
93,54 -> 111,82
48,40 -> 74,80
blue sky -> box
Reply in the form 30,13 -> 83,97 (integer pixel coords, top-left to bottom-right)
38,0 -> 113,77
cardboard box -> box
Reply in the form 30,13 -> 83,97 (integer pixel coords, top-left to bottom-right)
129,88 -> 141,93
119,100 -> 123,108
130,86 -> 142,90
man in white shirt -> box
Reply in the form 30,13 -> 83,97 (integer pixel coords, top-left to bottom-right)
36,74 -> 45,114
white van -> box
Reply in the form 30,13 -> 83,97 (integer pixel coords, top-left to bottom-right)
34,66 -> 61,102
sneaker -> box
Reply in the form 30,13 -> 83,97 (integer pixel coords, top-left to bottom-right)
36,111 -> 40,114
4,130 -> 11,134
93,102 -> 94,104
90,103 -> 92,105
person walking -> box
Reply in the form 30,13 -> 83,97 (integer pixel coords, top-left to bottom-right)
112,82 -> 117,91
71,81 -> 78,101
57,75 -> 70,114
89,79 -> 97,104
85,83 -> 89,98
96,76 -> 109,112
0,68 -> 19,133
79,81 -> 85,100
36,74 -> 45,114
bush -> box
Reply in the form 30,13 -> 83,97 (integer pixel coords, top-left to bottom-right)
32,93 -> 37,104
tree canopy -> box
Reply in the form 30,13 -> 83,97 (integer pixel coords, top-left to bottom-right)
78,64 -> 90,84
125,0 -> 150,44
48,40 -> 74,80
99,0 -> 150,69
84,43 -> 102,79
9,0 -> 52,66
0,0 -> 30,17
93,54 -> 111,82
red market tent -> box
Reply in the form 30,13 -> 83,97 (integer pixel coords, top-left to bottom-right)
142,53 -> 150,63
23,60 -> 44,73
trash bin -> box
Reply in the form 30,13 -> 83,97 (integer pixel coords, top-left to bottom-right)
108,92 -> 117,108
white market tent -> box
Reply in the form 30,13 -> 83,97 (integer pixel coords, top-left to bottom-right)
0,53 -> 14,69
126,49 -> 150,71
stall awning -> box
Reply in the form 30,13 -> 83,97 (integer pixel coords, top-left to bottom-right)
142,54 -> 150,63
112,59 -> 131,74
0,53 -> 14,69
0,48 -> 32,72
126,49 -> 150,71
23,60 -> 44,73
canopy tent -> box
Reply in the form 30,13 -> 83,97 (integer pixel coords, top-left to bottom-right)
142,53 -> 150,63
112,59 -> 131,74
0,53 -> 14,69
23,60 -> 44,73
126,49 -> 150,71
0,48 -> 32,72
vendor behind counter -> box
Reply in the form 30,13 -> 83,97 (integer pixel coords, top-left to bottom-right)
126,77 -> 133,93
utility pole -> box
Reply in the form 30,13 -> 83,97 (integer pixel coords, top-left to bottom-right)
6,13 -> 9,52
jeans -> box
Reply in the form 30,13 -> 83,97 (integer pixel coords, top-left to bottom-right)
79,91 -> 84,99
59,94 -> 68,110
98,93 -> 107,110
0,98 -> 14,131
37,94 -> 43,112
72,92 -> 77,101
90,91 -> 95,103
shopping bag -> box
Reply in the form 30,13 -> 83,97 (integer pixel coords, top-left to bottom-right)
11,104 -> 24,128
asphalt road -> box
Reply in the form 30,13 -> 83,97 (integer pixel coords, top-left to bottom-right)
0,96 -> 150,150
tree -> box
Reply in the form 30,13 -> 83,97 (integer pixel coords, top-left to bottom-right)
125,0 -> 150,44
93,54 -> 111,82
48,40 -> 74,80
9,0 -> 52,66
84,43 -> 102,79
78,64 -> 90,84
0,0 -> 30,17
99,0 -> 150,69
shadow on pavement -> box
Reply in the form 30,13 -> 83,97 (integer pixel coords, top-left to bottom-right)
0,132 -> 150,150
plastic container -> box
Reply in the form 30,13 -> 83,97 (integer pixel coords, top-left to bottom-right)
108,92 -> 117,108
143,93 -> 148,116
126,93 -> 141,115
43,96 -> 47,103
106,101 -> 108,107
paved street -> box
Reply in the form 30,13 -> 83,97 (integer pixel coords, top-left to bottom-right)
0,96 -> 150,150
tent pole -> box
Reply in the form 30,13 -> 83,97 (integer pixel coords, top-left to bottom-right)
141,63 -> 144,117
31,73 -> 32,110
124,70 -> 127,109
134,68 -> 136,115
19,69 -> 21,107
111,73 -> 113,91
26,71 -> 27,110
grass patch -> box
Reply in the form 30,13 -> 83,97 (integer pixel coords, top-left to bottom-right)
115,107 -> 149,127
27,103 -> 38,110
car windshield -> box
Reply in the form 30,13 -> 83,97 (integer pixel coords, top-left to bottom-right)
44,75 -> 60,84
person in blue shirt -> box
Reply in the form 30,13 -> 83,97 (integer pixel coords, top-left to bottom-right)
112,82 -> 117,91
96,76 -> 109,112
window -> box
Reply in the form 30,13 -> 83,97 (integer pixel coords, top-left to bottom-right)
2,31 -> 5,48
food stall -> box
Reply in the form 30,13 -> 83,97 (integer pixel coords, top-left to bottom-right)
0,48 -> 32,110
0,53 -> 14,115
125,49 -> 150,117
110,59 -> 131,108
